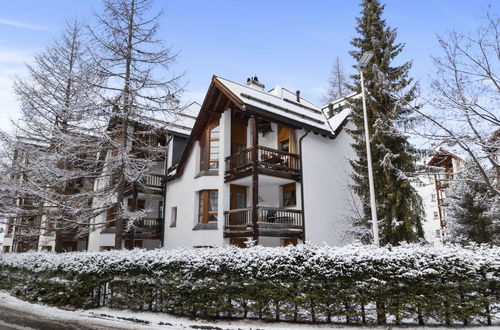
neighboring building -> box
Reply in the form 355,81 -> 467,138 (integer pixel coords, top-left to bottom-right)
417,147 -> 462,245
1,103 -> 200,253
86,102 -> 200,251
2,137 -> 48,253
163,76 -> 356,248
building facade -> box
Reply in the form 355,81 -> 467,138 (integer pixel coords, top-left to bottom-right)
163,76 -> 356,248
417,148 -> 463,245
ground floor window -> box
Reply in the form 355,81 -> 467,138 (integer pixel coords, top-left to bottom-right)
198,190 -> 218,223
282,238 -> 298,246
229,238 -> 248,248
170,206 -> 177,227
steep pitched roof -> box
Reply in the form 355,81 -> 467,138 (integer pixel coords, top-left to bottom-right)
172,75 -> 353,178
215,76 -> 332,136
136,101 -> 200,137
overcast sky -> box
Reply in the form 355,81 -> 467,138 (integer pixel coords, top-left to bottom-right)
0,0 -> 497,135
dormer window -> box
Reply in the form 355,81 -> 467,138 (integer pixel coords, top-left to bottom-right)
200,120 -> 220,171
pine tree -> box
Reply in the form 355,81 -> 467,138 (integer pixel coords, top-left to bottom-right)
446,161 -> 500,245
347,0 -> 425,245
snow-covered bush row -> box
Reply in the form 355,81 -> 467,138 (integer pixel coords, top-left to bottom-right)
1,243 -> 499,326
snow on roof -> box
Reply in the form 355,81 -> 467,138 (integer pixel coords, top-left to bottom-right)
320,92 -> 358,134
138,102 -> 200,136
215,76 -> 332,135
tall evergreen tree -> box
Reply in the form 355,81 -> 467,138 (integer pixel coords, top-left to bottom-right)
347,0 -> 425,245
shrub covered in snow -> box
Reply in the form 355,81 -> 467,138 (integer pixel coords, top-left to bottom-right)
0,243 -> 499,325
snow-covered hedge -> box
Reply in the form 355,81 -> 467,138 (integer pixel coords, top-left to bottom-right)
1,244 -> 499,325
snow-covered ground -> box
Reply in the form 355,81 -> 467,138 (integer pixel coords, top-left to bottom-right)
0,290 -> 494,330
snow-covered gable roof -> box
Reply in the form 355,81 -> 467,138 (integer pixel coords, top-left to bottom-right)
215,76 -> 333,136
320,92 -> 358,135
137,102 -> 200,137
173,76 -> 355,179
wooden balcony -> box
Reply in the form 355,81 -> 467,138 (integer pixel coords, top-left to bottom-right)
224,146 -> 301,182
136,173 -> 165,195
224,206 -> 303,238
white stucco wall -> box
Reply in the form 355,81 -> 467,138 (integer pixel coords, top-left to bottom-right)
416,174 -> 442,245
163,109 -> 231,248
301,125 -> 357,246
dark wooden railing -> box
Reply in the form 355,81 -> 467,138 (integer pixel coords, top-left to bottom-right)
224,207 -> 303,236
225,146 -> 300,178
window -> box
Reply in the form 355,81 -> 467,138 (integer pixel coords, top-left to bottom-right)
127,199 -> 145,211
198,190 -> 218,223
200,121 -> 220,171
6,218 -> 13,234
435,229 -> 441,238
431,194 -> 436,202
230,238 -> 248,248
282,183 -> 297,207
159,200 -> 164,218
282,238 -> 298,246
433,211 -> 439,220
170,207 -> 177,227
106,204 -> 118,228
278,124 -> 290,152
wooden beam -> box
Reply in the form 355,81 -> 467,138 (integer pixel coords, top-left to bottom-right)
251,115 -> 259,244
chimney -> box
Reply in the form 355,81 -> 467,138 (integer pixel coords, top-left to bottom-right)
246,76 -> 265,91
295,90 -> 301,102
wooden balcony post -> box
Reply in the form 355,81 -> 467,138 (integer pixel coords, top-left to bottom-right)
251,115 -> 259,243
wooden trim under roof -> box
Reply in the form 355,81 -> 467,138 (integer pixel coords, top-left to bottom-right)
173,75 -> 348,179
174,76 -> 241,177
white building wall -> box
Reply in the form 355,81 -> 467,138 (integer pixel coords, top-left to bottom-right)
164,109 -> 231,248
301,125 -> 357,246
416,174 -> 442,245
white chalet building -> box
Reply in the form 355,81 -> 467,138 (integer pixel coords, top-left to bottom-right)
162,76 -> 356,248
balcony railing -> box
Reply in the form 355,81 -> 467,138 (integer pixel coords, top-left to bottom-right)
144,173 -> 164,189
224,206 -> 303,237
133,217 -> 162,232
225,146 -> 300,179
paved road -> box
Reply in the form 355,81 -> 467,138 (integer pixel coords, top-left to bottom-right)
0,305 -> 131,330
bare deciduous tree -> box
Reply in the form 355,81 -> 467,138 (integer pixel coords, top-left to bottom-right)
0,19 -> 107,252
87,0 -> 184,249
412,14 -> 499,196
323,56 -> 351,104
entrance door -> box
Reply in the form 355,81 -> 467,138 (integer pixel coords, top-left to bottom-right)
230,185 -> 247,225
